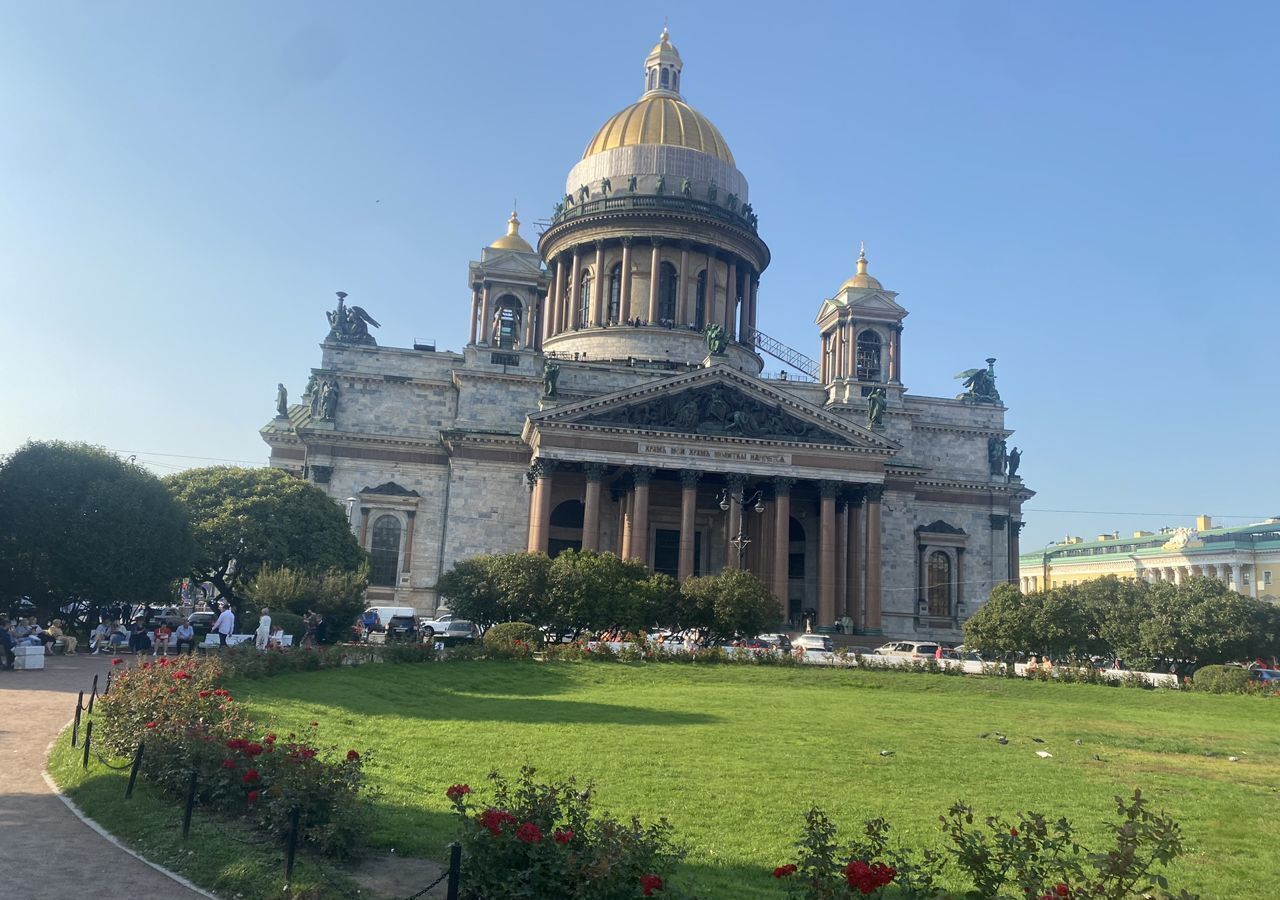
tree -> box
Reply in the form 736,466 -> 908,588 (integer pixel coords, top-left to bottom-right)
546,550 -> 654,635
165,467 -> 366,610
485,552 -> 552,624
679,570 -> 780,644
436,556 -> 502,629
0,441 -> 194,623
246,563 -> 369,641
1140,576 -> 1276,665
962,583 -> 1038,656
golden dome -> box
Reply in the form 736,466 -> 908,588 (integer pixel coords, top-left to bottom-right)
840,245 -> 882,291
582,95 -> 735,164
488,211 -> 533,252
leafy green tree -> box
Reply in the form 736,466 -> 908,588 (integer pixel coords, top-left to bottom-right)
1083,576 -> 1151,663
962,583 -> 1037,656
246,563 -> 369,642
546,550 -> 654,635
679,569 -> 780,643
165,466 -> 366,611
0,441 -> 194,623
485,552 -> 552,624
1140,576 -> 1276,665
436,556 -> 502,629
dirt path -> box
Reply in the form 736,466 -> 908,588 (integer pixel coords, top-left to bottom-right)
0,652 -> 206,899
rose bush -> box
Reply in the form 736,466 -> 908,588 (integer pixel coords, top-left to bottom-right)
93,655 -> 369,856
448,766 -> 690,899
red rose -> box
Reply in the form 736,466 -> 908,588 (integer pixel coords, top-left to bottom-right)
300,748 -> 317,759
1055,886 -> 1071,897
479,808 -> 516,836
772,864 -> 797,878
242,769 -> 260,783
247,790 -> 261,804
1010,827 -> 1018,837
245,743 -> 264,757
173,670 -> 190,679
553,828 -> 574,844
158,658 -> 172,667
265,733 -> 276,743
198,690 -> 211,698
640,874 -> 664,896
111,658 -> 123,665
145,722 -> 158,729
221,759 -> 236,769
346,749 -> 360,762
446,784 -> 472,801
515,822 -> 543,843
226,739 -> 245,750
141,662 -> 151,669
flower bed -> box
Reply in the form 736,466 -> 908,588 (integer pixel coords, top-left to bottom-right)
95,655 -> 369,855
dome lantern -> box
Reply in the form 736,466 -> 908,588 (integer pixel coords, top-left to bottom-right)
643,26 -> 683,98
488,210 -> 533,253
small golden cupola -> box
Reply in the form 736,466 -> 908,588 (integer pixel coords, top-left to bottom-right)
488,211 -> 534,253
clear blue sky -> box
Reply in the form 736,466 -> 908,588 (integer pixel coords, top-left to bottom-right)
2,1 -> 1277,551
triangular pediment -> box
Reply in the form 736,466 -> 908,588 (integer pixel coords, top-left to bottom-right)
817,290 -> 908,322
476,250 -> 545,276
529,365 -> 897,452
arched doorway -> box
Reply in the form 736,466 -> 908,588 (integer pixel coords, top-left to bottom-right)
548,500 -> 584,557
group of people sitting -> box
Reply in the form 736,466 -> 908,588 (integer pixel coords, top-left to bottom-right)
89,617 -> 199,655
0,615 -> 79,668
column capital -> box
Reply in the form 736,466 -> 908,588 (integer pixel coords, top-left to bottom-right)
584,463 -> 608,481
594,238 -> 606,250
631,465 -> 656,485
620,235 -> 634,247
650,236 -> 665,247
680,239 -> 692,250
771,476 -> 796,496
820,480 -> 842,499
726,473 -> 748,490
863,484 -> 884,503
526,458 -> 556,484
990,514 -> 1009,530
679,469 -> 702,487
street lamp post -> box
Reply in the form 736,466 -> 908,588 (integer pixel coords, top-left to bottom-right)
718,485 -> 765,568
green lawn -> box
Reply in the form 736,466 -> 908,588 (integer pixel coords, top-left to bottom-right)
233,661 -> 1279,899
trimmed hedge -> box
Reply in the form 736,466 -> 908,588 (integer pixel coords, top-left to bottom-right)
1193,664 -> 1252,693
483,622 -> 542,656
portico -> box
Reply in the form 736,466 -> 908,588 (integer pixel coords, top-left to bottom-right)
520,365 -> 897,629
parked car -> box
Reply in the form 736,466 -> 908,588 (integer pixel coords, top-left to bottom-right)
945,644 -> 984,662
418,612 -> 457,639
752,633 -> 793,652
874,641 -> 942,660
1251,668 -> 1280,683
793,634 -> 833,653
186,611 -> 217,638
426,619 -> 479,644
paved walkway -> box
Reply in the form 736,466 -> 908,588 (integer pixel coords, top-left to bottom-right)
0,653 -> 205,899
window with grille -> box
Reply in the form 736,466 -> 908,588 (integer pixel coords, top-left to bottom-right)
370,515 -> 401,587
856,329 -> 882,382
927,551 -> 951,616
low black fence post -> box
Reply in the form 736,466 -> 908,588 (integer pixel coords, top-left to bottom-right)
88,674 -> 99,713
446,841 -> 461,900
124,740 -> 145,799
104,670 -> 113,695
284,807 -> 301,881
72,693 -> 84,747
181,770 -> 197,839
81,721 -> 93,770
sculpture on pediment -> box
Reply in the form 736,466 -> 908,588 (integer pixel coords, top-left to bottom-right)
542,360 -> 560,398
325,291 -> 380,346
587,385 -> 850,445
704,322 -> 727,356
988,436 -> 1007,476
866,387 -> 886,428
956,358 -> 1001,405
1007,446 -> 1021,478
275,383 -> 288,418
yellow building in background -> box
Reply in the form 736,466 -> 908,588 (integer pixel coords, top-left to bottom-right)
1019,516 -> 1280,601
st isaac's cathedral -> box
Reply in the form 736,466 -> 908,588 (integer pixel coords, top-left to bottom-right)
262,30 -> 1033,639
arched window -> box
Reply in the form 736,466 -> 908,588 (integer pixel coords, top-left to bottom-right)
658,261 -> 679,323
493,294 -> 522,349
856,329 -> 883,382
578,271 -> 592,327
649,70 -> 657,91
672,71 -> 679,92
694,270 -> 707,330
548,500 -> 584,558
661,68 -> 669,88
608,262 -> 622,323
927,551 -> 951,616
370,515 -> 402,587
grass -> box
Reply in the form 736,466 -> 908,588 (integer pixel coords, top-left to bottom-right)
226,660 -> 1280,899
48,737 -> 360,899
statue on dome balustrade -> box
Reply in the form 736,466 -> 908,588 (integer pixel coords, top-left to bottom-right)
704,322 -> 727,356
626,175 -> 638,193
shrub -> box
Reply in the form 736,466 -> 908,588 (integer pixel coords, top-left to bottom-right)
1193,664 -> 1251,694
775,790 -> 1195,899
93,655 -> 369,856
272,610 -> 306,643
447,767 -> 689,899
482,622 -> 542,657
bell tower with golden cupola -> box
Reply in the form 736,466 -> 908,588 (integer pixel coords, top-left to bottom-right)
467,211 -> 551,351
815,244 -> 909,408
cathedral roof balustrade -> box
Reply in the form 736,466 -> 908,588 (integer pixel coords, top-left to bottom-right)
548,193 -> 759,233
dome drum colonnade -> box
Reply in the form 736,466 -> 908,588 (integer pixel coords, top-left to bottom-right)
526,461 -> 887,631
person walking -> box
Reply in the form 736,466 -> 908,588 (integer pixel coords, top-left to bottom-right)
212,603 -> 236,648
254,608 -> 272,651
302,610 -> 319,649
